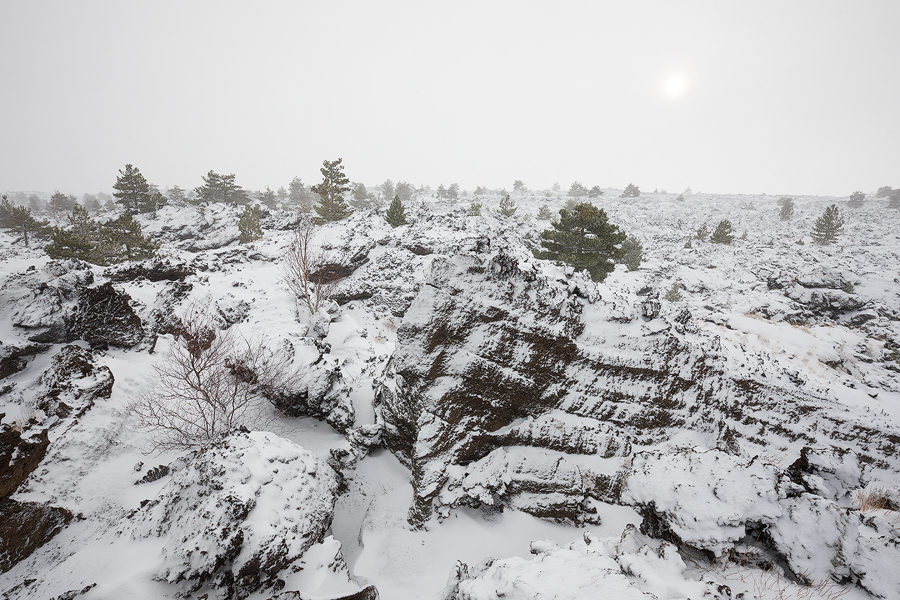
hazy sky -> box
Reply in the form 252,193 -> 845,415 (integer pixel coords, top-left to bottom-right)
1,1 -> 898,197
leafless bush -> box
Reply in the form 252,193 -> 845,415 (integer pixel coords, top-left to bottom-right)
128,302 -> 299,452
282,215 -> 338,314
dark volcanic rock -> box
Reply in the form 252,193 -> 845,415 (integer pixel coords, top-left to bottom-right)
0,499 -> 73,573
67,282 -> 145,348
0,422 -> 49,498
105,257 -> 195,282
35,345 -> 114,422
0,343 -> 50,380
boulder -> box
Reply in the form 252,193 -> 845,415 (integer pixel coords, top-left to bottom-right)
0,421 -> 49,498
35,345 -> 114,423
67,282 -> 145,348
0,499 -> 73,574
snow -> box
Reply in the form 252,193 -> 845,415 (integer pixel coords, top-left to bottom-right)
2,192 -> 900,599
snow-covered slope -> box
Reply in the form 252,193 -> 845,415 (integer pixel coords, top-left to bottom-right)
1,191 -> 899,599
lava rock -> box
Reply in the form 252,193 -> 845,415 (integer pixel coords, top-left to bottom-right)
0,499 -> 73,573
0,422 -> 49,498
67,282 -> 145,348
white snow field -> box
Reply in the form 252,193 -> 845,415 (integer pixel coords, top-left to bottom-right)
1,190 -> 899,599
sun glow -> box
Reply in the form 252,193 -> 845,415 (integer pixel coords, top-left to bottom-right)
662,72 -> 689,98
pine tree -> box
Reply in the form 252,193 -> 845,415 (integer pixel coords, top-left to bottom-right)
468,202 -> 482,216
0,195 -> 49,247
664,280 -> 683,302
711,220 -> 735,244
695,223 -> 710,242
620,236 -> 643,271
811,205 -> 844,244
498,193 -> 517,217
98,211 -> 158,263
113,164 -> 155,213
447,183 -> 460,203
537,205 -> 554,220
196,171 -> 249,204
778,196 -> 794,220
385,195 -> 407,227
847,190 -> 865,208
534,203 -> 627,282
622,183 -> 641,198
312,158 -> 352,223
82,194 -> 102,213
238,205 -> 263,243
588,186 -> 604,198
380,180 -> 395,205
258,187 -> 277,209
45,205 -> 97,262
350,183 -> 370,209
166,185 -> 187,205
568,182 -> 588,198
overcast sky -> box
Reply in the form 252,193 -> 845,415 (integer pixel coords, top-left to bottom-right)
1,1 -> 898,197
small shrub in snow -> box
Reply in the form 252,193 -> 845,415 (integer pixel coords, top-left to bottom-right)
811,205 -> 844,244
238,205 -> 263,244
498,193 -> 517,217
537,204 -> 554,220
468,202 -> 482,216
695,223 -> 709,242
847,190 -> 865,207
778,196 -> 794,220
621,183 -> 641,198
664,281 -> 683,302
588,185 -> 604,198
710,220 -> 734,244
620,236 -> 643,271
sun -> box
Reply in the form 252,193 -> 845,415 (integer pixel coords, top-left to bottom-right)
662,72 -> 689,99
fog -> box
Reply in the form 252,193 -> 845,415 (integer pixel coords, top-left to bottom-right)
1,1 -> 898,196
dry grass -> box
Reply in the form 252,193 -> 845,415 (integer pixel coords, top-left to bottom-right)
853,486 -> 894,512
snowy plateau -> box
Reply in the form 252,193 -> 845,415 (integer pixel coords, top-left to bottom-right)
1,191 -> 899,600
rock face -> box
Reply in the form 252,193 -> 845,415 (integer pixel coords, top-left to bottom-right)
377,251 -> 900,527
0,422 -> 49,498
621,447 -> 900,597
35,345 -> 114,423
130,430 -> 340,599
0,343 -> 49,381
67,282 -> 144,348
0,500 -> 73,574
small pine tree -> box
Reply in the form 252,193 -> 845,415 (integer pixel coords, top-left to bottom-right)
312,159 -> 352,223
847,190 -> 865,207
534,203 -> 626,282
537,204 -> 554,220
683,236 -> 693,249
468,202 -> 482,216
498,194 -> 517,217
778,196 -> 794,221
588,186 -> 604,198
695,223 -> 710,242
711,220 -> 735,244
0,195 -> 49,247
875,186 -> 893,198
621,183 -> 641,198
811,204 -> 844,244
676,194 -> 685,202
238,205 -> 263,243
664,280 -> 683,302
45,205 -> 97,262
385,195 -> 407,227
568,182 -> 588,198
620,236 -> 643,271
100,210 -> 159,263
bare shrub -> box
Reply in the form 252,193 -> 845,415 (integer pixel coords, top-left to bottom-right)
854,486 -> 896,512
282,215 -> 338,314
128,302 -> 297,452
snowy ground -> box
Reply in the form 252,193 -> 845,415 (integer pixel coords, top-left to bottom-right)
1,190 -> 899,599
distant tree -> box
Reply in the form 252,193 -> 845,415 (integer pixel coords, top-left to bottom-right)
447,183 -> 460,203
100,210 -> 159,263
395,181 -> 413,203
29,194 -> 45,213
847,190 -> 865,207
568,182 -> 588,198
436,184 -> 447,201
513,180 -> 527,194
196,171 -> 249,205
889,189 -> 900,209
710,220 -> 734,244
258,187 -> 277,209
0,195 -> 49,247
621,183 -> 641,198
676,193 -> 685,202
312,158 -> 352,223
238,205 -> 263,244
468,202 -> 482,216
664,280 -> 683,302
620,236 -> 643,271
474,186 -> 489,197
385,195 -> 407,227
537,204 -> 554,220
498,193 -> 517,217
380,180 -> 395,204
113,164 -> 155,212
778,196 -> 794,221
82,193 -> 102,213
276,186 -> 288,202
552,182 -> 561,192
811,205 -> 844,244
875,186 -> 893,198
588,186 -> 604,198
534,203 -> 626,282
289,177 -> 312,212
695,223 -> 710,242
49,191 -> 78,219
350,183 -> 370,209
